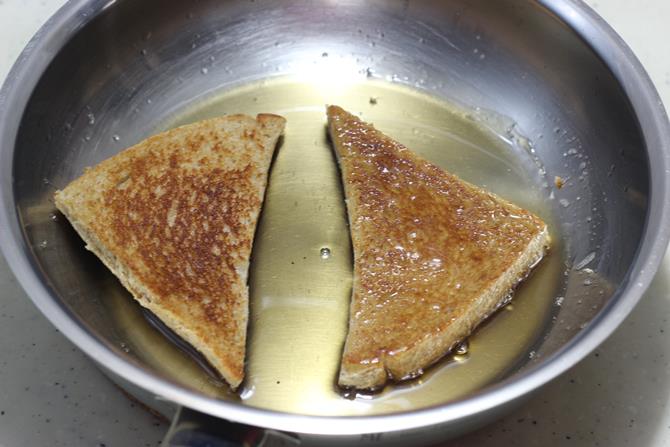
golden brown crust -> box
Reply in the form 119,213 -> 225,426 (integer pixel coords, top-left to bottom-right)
55,114 -> 286,389
327,106 -> 550,390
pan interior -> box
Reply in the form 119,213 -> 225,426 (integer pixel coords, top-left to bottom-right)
127,77 -> 562,416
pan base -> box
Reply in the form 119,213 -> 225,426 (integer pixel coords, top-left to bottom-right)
161,77 -> 563,416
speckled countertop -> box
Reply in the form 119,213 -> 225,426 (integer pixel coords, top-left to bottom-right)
1,1 -> 669,446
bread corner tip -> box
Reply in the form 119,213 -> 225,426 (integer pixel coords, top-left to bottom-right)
338,361 -> 389,391
257,113 -> 286,125
326,104 -> 344,117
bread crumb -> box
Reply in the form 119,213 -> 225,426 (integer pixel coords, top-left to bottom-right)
554,176 -> 565,189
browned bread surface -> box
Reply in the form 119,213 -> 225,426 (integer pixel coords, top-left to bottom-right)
327,105 -> 550,390
55,114 -> 286,389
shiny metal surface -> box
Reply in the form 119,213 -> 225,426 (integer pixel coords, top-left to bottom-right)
0,0 -> 669,441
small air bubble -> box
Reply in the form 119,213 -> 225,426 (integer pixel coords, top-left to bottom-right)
201,67 -> 209,75
455,341 -> 469,355
112,135 -> 120,141
555,296 -> 564,307
49,213 -> 58,222
87,113 -> 95,125
559,198 -> 570,208
140,48 -> 147,56
320,247 -> 331,259
38,240 -> 48,249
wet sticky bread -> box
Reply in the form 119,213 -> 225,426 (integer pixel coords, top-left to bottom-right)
327,105 -> 550,390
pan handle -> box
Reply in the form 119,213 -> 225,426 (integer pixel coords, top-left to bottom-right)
163,406 -> 301,447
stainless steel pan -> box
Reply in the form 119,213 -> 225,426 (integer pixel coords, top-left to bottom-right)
1,0 -> 669,445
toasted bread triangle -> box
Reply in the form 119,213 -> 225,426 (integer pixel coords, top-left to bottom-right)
327,106 -> 550,390
55,114 -> 286,389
